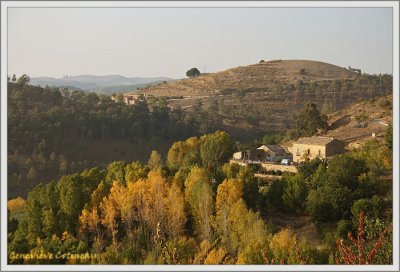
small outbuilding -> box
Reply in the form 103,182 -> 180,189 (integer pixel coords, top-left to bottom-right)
257,145 -> 291,162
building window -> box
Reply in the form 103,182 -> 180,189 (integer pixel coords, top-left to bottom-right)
307,149 -> 310,155
318,150 -> 321,157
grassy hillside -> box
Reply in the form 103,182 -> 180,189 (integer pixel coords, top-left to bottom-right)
133,60 -> 392,141
140,60 -> 358,96
325,95 -> 392,147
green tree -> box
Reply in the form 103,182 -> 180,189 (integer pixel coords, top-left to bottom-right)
282,174 -> 308,214
200,131 -> 234,174
325,154 -> 367,191
57,174 -> 84,234
124,161 -> 147,183
306,183 -> 353,223
297,158 -> 323,179
80,167 -> 103,201
186,67 -> 200,78
105,161 -> 126,185
267,179 -> 285,209
294,102 -> 328,137
24,184 -> 47,244
238,165 -> 262,211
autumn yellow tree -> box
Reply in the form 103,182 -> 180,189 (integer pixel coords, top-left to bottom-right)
148,150 -> 163,170
79,207 -> 104,252
145,171 -> 170,239
204,247 -> 230,264
229,199 -> 268,261
124,170 -> 186,247
185,167 -> 214,241
7,197 -> 25,215
269,227 -> 297,263
99,181 -> 125,247
215,178 -> 243,251
165,183 -> 186,239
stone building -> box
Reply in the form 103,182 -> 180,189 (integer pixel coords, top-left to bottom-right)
292,136 -> 345,163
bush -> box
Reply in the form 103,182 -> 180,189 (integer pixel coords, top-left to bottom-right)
282,174 -> 307,214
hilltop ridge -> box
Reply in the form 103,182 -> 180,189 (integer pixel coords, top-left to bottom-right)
138,59 -> 360,97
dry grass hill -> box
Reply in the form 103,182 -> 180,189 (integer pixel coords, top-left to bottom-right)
324,95 -> 392,148
129,60 -> 392,142
139,59 -> 358,97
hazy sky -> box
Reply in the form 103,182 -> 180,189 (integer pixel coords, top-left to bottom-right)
8,7 -> 393,78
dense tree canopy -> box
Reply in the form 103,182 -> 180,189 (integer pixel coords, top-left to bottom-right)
7,82 -> 222,198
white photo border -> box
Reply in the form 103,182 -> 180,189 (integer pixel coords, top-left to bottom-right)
1,1 -> 398,271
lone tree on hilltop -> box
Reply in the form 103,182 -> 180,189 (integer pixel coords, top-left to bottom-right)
186,67 -> 200,78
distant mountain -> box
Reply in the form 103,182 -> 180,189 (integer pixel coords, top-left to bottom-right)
30,75 -> 175,94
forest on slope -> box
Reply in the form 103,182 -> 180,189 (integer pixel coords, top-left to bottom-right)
7,82 -> 222,198
8,130 -> 393,264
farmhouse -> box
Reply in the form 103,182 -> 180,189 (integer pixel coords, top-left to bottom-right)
123,94 -> 143,105
292,136 -> 344,163
233,145 -> 291,163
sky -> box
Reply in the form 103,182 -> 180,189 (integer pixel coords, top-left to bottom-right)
8,7 -> 393,79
